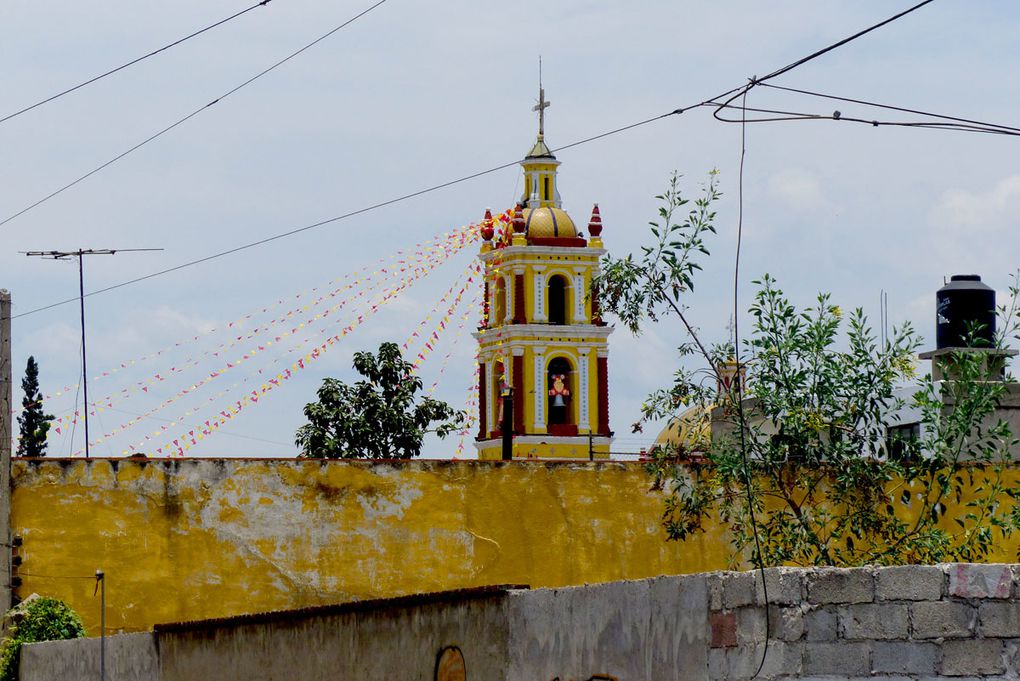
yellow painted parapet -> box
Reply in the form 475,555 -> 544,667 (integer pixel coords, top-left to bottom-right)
10,458 -> 726,634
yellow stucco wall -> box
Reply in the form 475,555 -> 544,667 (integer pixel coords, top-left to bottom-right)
10,458 -> 727,635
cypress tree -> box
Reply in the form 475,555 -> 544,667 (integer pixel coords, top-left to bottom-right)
16,356 -> 54,457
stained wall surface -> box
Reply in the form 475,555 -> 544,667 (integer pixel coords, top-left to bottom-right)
10,458 -> 727,633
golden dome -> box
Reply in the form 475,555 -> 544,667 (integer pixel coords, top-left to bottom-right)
525,206 -> 576,238
653,404 -> 711,454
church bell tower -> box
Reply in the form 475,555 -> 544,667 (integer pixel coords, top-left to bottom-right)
473,87 -> 613,460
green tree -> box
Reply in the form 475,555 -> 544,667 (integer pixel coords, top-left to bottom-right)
0,597 -> 86,681
295,342 -> 465,459
597,173 -> 1020,567
16,357 -> 53,457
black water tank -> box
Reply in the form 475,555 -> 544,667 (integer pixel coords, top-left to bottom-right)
936,274 -> 996,349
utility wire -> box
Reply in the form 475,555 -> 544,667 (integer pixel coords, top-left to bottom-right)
717,3 -> 944,675
731,86 -> 771,681
0,0 -> 274,126
709,99 -> 1020,137
709,0 -> 940,121
0,0 -> 388,230
759,82 -> 1020,134
756,0 -> 937,84
9,117 -> 693,320
8,0 -> 940,321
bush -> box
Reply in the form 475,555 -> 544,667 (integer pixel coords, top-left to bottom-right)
0,597 -> 86,681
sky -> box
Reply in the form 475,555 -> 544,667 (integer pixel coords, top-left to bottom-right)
2,0 -> 1020,458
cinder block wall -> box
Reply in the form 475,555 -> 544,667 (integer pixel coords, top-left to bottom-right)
18,564 -> 1020,680
707,563 -> 1020,679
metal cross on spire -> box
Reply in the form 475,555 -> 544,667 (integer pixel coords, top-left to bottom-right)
533,57 -> 551,137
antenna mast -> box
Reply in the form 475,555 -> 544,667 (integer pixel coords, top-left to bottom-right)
25,248 -> 162,458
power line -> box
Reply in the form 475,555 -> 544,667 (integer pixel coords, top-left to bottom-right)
709,0 -> 940,120
0,0 -> 274,127
10,117 -> 706,320
7,0 -> 942,321
0,0 -> 389,230
709,98 -> 1020,138
759,83 -> 1020,134
756,0 -> 937,84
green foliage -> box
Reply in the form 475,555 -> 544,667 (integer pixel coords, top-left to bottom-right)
0,597 -> 86,681
601,174 -> 1020,567
16,357 -> 53,457
595,170 -> 720,336
295,342 -> 465,459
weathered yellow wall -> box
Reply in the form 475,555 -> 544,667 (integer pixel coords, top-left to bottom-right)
10,459 -> 728,634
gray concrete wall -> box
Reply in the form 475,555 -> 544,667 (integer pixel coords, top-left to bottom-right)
156,592 -> 512,681
20,565 -> 1020,680
506,575 -> 710,681
20,632 -> 157,681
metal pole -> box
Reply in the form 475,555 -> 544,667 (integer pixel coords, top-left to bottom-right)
78,252 -> 90,459
0,291 -> 11,465
501,388 -> 513,461
0,291 -> 12,614
96,569 -> 105,681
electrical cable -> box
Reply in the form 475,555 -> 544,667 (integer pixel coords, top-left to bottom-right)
0,0 -> 389,230
758,82 -> 1020,134
7,0 -> 941,323
731,86 -> 771,680
710,99 -> 1020,137
0,0 -> 274,126
755,0 -> 937,84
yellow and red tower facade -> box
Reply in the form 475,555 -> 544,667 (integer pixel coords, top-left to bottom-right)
474,99 -> 613,460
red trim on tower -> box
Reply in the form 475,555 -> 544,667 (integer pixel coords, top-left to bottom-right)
477,364 -> 487,440
482,281 -> 490,329
513,355 -> 525,435
597,357 -> 610,436
513,274 -> 526,324
528,237 -> 587,248
591,281 -> 605,326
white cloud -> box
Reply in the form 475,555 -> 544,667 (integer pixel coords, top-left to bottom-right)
768,168 -> 830,214
930,175 -> 1020,234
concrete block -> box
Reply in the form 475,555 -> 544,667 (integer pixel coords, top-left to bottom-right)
736,606 -> 766,645
1006,639 -> 1020,678
708,648 -> 727,680
707,571 -> 724,611
979,601 -> 1020,637
806,567 -> 874,604
710,610 -> 737,648
768,605 -> 804,641
876,564 -> 944,601
802,606 -> 838,641
726,641 -> 800,679
872,641 -> 939,675
912,601 -> 975,639
756,567 -> 804,605
803,641 -> 870,676
723,571 -> 757,608
939,638 -> 1004,676
947,563 -> 1012,599
840,603 -> 909,640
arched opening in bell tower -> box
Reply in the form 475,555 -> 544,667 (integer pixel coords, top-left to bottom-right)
492,360 -> 506,435
547,357 -> 574,433
493,277 -> 507,325
548,275 -> 568,325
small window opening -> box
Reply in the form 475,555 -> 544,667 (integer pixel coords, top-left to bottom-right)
548,275 -> 567,325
